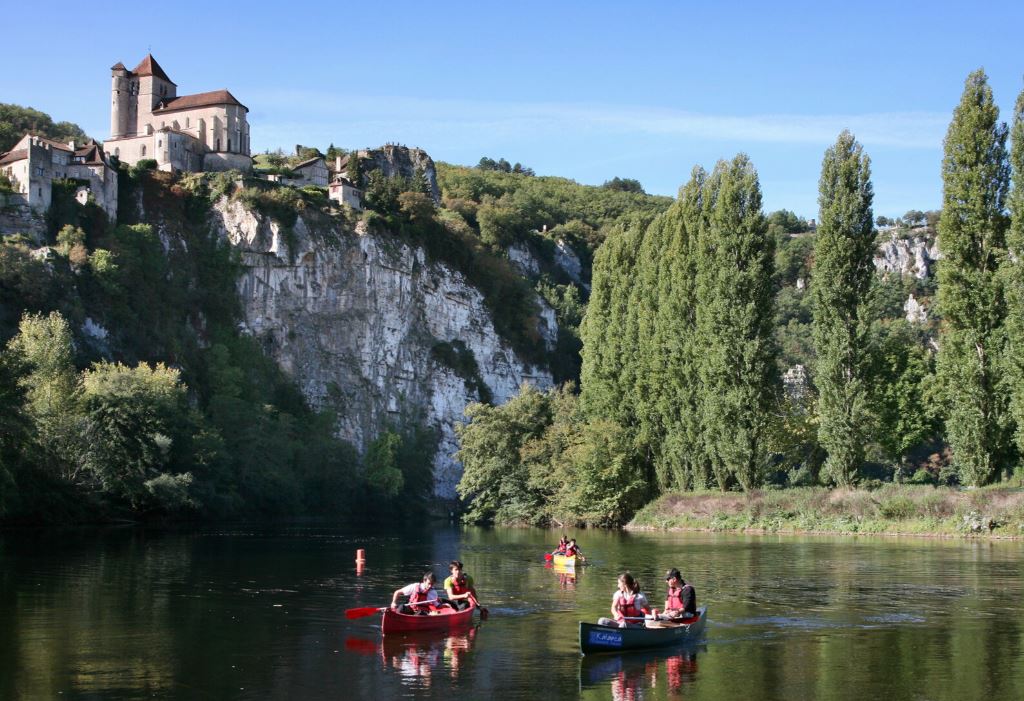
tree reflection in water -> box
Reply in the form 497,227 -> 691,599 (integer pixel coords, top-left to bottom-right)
581,644 -> 703,700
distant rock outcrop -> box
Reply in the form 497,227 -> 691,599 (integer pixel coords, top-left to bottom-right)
358,144 -> 441,204
874,231 -> 940,280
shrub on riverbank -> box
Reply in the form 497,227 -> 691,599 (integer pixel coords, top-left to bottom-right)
628,485 -> 1024,537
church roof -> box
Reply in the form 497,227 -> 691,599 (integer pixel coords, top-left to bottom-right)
0,149 -> 27,165
153,89 -> 248,113
131,54 -> 176,86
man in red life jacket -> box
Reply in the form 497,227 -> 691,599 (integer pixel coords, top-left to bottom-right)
391,572 -> 440,615
443,560 -> 480,611
656,568 -> 696,621
564,538 -> 585,561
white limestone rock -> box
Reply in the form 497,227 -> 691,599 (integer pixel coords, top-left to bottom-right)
874,233 -> 940,280
211,198 -> 554,498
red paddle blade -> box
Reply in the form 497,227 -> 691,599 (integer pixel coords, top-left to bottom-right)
544,552 -> 553,560
345,606 -> 384,620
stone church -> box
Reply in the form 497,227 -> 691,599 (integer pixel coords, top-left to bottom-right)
104,54 -> 252,172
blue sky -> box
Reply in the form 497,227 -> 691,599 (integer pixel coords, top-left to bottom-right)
3,1 -> 1023,218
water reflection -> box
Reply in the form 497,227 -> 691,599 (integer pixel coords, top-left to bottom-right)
581,645 -> 703,700
344,626 -> 480,688
547,562 -> 579,589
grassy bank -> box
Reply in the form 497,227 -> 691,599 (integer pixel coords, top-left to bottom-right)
627,485 -> 1024,538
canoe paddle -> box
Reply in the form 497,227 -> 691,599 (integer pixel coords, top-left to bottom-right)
344,600 -> 438,620
469,594 -> 489,621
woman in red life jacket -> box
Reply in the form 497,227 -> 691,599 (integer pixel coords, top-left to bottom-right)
443,560 -> 480,611
656,568 -> 696,620
554,535 -> 569,555
598,572 -> 651,628
391,572 -> 440,615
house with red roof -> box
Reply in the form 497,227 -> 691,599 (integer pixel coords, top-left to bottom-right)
104,54 -> 252,173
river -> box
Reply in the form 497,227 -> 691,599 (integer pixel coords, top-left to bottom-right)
1,525 -> 1022,700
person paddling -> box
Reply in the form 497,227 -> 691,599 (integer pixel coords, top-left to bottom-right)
654,568 -> 696,621
391,572 -> 440,615
598,572 -> 651,628
564,538 -> 585,561
554,535 -> 569,555
443,560 -> 480,611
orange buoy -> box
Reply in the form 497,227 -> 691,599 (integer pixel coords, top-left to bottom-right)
356,548 -> 366,563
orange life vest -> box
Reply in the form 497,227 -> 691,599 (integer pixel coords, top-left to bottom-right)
615,592 -> 643,620
409,583 -> 433,605
666,584 -> 694,613
449,574 -> 470,596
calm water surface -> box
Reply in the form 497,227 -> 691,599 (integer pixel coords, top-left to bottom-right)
1,525 -> 1022,700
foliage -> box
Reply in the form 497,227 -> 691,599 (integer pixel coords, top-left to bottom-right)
812,131 -> 876,485
0,103 -> 89,153
1004,82 -> 1024,457
79,361 -> 189,509
456,383 -> 648,526
696,156 -> 778,490
935,69 -> 1012,486
602,177 -> 645,193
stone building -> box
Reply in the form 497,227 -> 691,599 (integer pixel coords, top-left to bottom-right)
104,54 -> 252,173
289,156 -> 329,187
0,134 -> 118,221
328,176 -> 363,210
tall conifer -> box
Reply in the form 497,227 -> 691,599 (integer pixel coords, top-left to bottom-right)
812,131 -> 876,485
1004,84 -> 1024,455
695,156 -> 778,490
936,69 -> 1011,485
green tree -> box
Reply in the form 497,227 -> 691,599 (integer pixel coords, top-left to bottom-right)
812,131 -> 876,485
6,311 -> 82,478
455,383 -> 552,524
1004,82 -> 1024,457
935,69 -> 1011,485
79,361 -> 191,509
695,155 -> 778,490
364,431 -> 404,497
0,103 -> 89,153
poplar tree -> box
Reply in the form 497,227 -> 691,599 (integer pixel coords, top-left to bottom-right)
696,156 -> 778,490
1005,83 -> 1024,455
936,69 -> 1011,485
652,170 -> 709,489
812,131 -> 876,485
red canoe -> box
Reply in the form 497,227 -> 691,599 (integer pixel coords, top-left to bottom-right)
381,603 -> 477,634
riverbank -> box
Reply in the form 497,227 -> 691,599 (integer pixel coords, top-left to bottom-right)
627,485 -> 1024,538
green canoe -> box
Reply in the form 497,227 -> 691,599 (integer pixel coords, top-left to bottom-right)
579,607 -> 707,655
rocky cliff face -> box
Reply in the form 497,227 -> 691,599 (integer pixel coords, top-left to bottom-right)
210,199 -> 553,498
874,231 -> 940,280
358,145 -> 441,204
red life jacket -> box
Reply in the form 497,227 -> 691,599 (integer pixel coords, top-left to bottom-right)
409,583 -> 433,604
449,574 -> 470,596
666,584 -> 694,613
565,545 -> 578,556
615,592 -> 644,620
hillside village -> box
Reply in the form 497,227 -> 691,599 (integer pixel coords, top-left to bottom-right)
0,54 -> 367,237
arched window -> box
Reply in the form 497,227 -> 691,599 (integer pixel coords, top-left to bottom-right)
114,147 -> 119,157
141,145 -> 147,157
227,139 -> 231,152
215,139 -> 220,151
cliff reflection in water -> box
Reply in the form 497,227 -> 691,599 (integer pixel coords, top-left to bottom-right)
581,645 -> 702,700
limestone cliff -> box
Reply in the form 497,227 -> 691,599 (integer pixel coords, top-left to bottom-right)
210,198 -> 553,498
